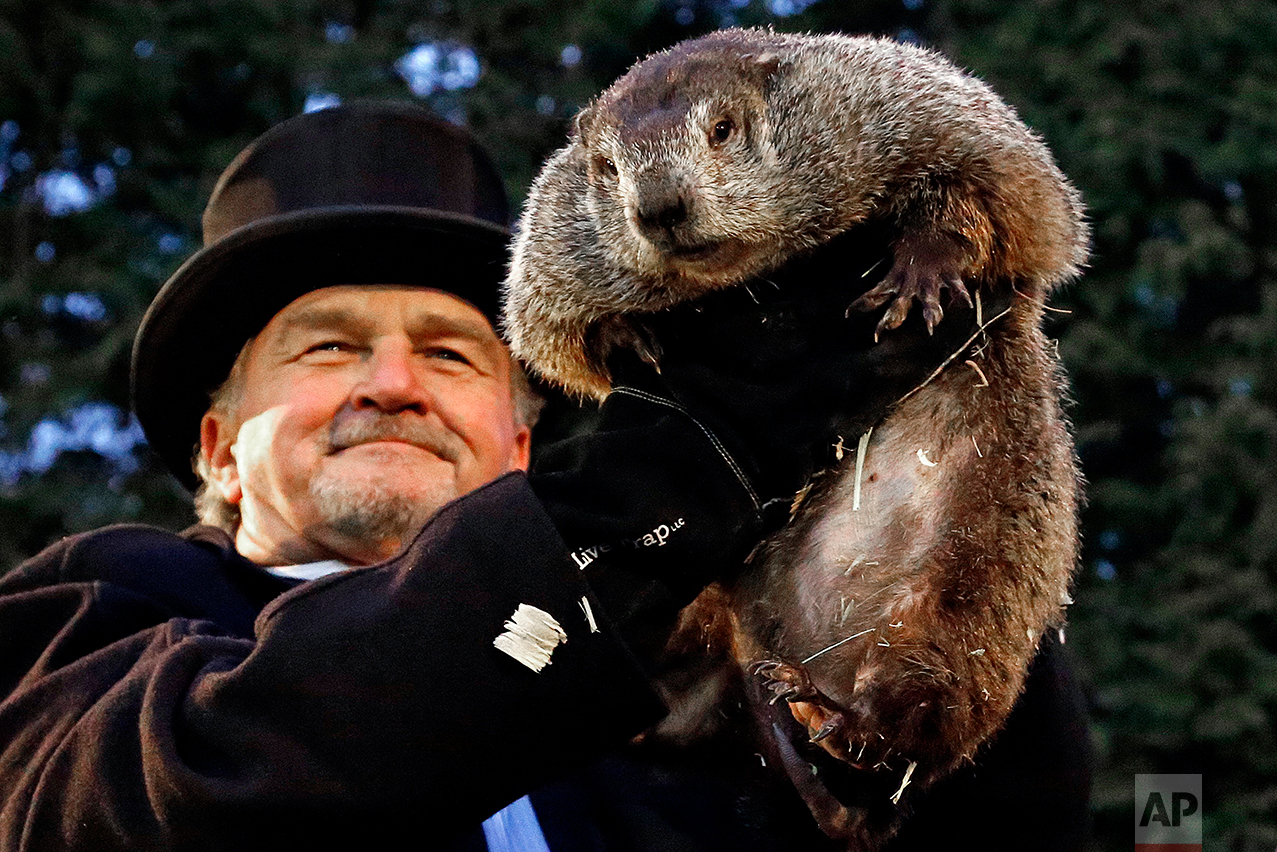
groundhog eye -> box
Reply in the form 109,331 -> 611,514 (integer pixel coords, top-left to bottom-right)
710,119 -> 735,145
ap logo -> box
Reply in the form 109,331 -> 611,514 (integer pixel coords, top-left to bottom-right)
1135,774 -> 1202,851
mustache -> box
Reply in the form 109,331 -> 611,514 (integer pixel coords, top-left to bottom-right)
326,410 -> 462,463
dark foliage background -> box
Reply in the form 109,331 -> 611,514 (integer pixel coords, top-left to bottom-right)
1,0 -> 1272,847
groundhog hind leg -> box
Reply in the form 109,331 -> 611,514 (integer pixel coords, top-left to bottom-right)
752,659 -> 858,758
745,654 -> 913,848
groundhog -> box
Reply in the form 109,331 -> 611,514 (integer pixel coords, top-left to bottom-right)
503,28 -> 1086,848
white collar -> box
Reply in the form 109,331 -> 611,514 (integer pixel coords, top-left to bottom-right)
263,559 -> 354,582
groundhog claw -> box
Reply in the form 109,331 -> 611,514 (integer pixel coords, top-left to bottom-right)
850,231 -> 975,339
810,712 -> 849,743
752,660 -> 838,715
752,659 -> 820,703
852,266 -> 970,340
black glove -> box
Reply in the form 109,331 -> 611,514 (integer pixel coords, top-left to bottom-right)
529,224 -> 986,663
528,353 -> 768,662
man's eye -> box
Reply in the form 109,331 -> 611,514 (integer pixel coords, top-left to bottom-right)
429,347 -> 473,365
305,341 -> 353,355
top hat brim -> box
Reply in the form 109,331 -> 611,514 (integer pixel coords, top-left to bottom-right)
132,205 -> 510,491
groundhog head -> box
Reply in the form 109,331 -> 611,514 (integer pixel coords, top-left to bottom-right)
571,37 -> 803,296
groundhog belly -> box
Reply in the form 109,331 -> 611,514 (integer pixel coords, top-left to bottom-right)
705,302 -> 1077,842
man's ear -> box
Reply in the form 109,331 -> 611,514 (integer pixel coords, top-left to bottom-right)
510,424 -> 532,473
200,410 -> 242,505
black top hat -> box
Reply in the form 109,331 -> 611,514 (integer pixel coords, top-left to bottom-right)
131,100 -> 512,490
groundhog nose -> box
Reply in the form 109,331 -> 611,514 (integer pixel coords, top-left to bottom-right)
636,195 -> 689,233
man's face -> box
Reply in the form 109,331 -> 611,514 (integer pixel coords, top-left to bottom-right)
201,285 -> 531,566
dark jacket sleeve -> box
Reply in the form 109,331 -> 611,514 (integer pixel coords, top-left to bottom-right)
0,472 -> 665,852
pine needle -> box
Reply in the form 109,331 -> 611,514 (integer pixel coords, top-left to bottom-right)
891,761 -> 918,805
852,427 -> 873,510
894,304 -> 1014,408
801,627 -> 876,664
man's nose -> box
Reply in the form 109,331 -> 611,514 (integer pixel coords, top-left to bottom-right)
351,344 -> 431,413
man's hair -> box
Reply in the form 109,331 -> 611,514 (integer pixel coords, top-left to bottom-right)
191,342 -> 252,533
191,336 -> 544,533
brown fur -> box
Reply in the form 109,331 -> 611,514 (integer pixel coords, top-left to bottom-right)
503,28 -> 1085,848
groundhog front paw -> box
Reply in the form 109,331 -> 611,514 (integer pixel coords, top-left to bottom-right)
849,231 -> 974,340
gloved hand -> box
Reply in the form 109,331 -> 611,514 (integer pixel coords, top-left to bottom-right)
528,224 -> 982,663
528,350 -> 773,664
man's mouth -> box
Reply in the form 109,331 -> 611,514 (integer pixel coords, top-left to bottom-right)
334,438 -> 427,452
331,439 -> 447,464
327,415 -> 460,463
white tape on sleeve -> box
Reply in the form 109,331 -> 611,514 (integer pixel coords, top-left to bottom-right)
493,604 -> 567,672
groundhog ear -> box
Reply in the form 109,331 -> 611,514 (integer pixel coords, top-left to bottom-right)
744,51 -> 783,82
572,105 -> 596,142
